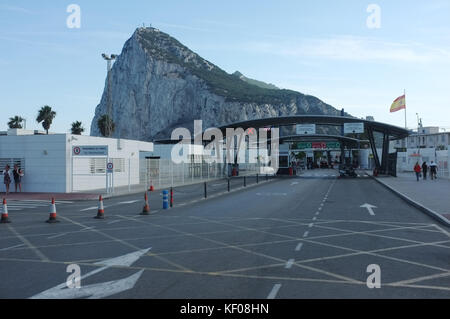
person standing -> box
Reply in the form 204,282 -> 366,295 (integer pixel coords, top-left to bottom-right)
421,161 -> 428,180
430,161 -> 438,180
3,165 -> 12,195
414,162 -> 421,182
13,164 -> 24,192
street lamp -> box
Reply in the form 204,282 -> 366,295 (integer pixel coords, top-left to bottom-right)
102,53 -> 117,137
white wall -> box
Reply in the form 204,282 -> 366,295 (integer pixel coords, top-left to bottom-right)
0,134 -> 67,193
68,135 -> 153,192
0,134 -> 153,193
397,148 -> 444,172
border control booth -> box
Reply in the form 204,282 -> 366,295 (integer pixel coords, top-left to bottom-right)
217,115 -> 409,176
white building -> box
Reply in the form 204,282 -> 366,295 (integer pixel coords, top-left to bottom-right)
394,127 -> 450,150
0,129 -> 153,193
394,127 -> 450,177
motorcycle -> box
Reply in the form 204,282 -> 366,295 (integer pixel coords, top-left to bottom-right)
339,165 -> 357,178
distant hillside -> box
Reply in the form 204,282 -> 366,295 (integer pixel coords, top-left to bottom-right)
232,71 -> 280,90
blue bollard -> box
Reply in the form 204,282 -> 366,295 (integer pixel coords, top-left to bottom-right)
163,190 -> 169,210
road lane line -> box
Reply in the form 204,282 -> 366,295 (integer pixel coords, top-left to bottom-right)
433,224 -> 450,238
107,220 -> 121,225
303,231 -> 309,238
7,225 -> 49,262
0,243 -> 25,251
312,217 -> 317,221
389,271 -> 450,286
47,233 -> 67,240
285,259 -> 295,269
117,200 -> 140,205
267,284 -> 282,299
80,206 -> 99,212
295,243 -> 303,251
308,223 -> 314,228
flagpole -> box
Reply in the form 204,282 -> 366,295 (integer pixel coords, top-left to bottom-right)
404,89 -> 407,129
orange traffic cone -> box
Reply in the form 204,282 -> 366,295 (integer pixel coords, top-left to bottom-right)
141,192 -> 150,215
46,198 -> 60,224
95,195 -> 105,219
149,180 -> 154,192
1,199 -> 11,224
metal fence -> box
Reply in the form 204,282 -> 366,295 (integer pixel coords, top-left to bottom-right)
140,159 -> 263,191
70,155 -> 265,195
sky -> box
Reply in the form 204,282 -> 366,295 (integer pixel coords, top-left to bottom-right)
0,0 -> 449,134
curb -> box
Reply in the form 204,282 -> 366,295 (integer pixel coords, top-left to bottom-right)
368,174 -> 450,227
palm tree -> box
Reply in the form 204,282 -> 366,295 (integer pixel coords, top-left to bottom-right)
97,114 -> 115,137
71,121 -> 84,135
36,105 -> 56,134
7,116 -> 24,129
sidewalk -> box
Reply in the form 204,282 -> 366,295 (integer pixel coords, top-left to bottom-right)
0,192 -> 99,201
370,172 -> 450,226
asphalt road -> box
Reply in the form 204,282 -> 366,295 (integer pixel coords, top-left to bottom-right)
0,171 -> 449,299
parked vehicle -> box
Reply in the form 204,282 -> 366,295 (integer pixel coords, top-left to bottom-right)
339,164 -> 357,178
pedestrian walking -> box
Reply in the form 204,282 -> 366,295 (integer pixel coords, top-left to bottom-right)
414,162 -> 421,182
421,161 -> 428,180
430,161 -> 438,180
13,164 -> 24,192
3,165 -> 12,195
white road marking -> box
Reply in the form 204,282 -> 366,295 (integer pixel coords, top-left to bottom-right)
312,217 -> 317,221
267,284 -> 282,299
47,233 -> 67,240
30,248 -> 151,299
80,206 -> 99,212
7,204 -> 48,208
107,220 -> 121,225
303,231 -> 309,238
360,203 -> 377,216
285,259 -> 295,269
15,200 -> 74,204
308,223 -> 314,228
433,224 -> 450,238
0,243 -> 25,251
295,243 -> 303,251
291,182 -> 299,186
118,200 -> 140,205
7,225 -> 49,262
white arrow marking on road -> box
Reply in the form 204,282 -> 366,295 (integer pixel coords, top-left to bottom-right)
360,203 -> 377,216
30,248 -> 151,299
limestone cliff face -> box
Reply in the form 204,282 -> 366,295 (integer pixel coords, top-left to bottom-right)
90,27 -> 342,140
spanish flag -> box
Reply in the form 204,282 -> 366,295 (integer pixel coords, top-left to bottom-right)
390,95 -> 406,113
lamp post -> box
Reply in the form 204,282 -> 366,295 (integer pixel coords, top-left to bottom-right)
101,53 -> 117,137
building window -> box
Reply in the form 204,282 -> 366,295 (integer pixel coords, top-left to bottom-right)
89,158 -> 106,174
0,158 -> 25,172
111,158 -> 125,173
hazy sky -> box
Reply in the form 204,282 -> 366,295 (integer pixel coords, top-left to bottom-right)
1,0 -> 449,134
